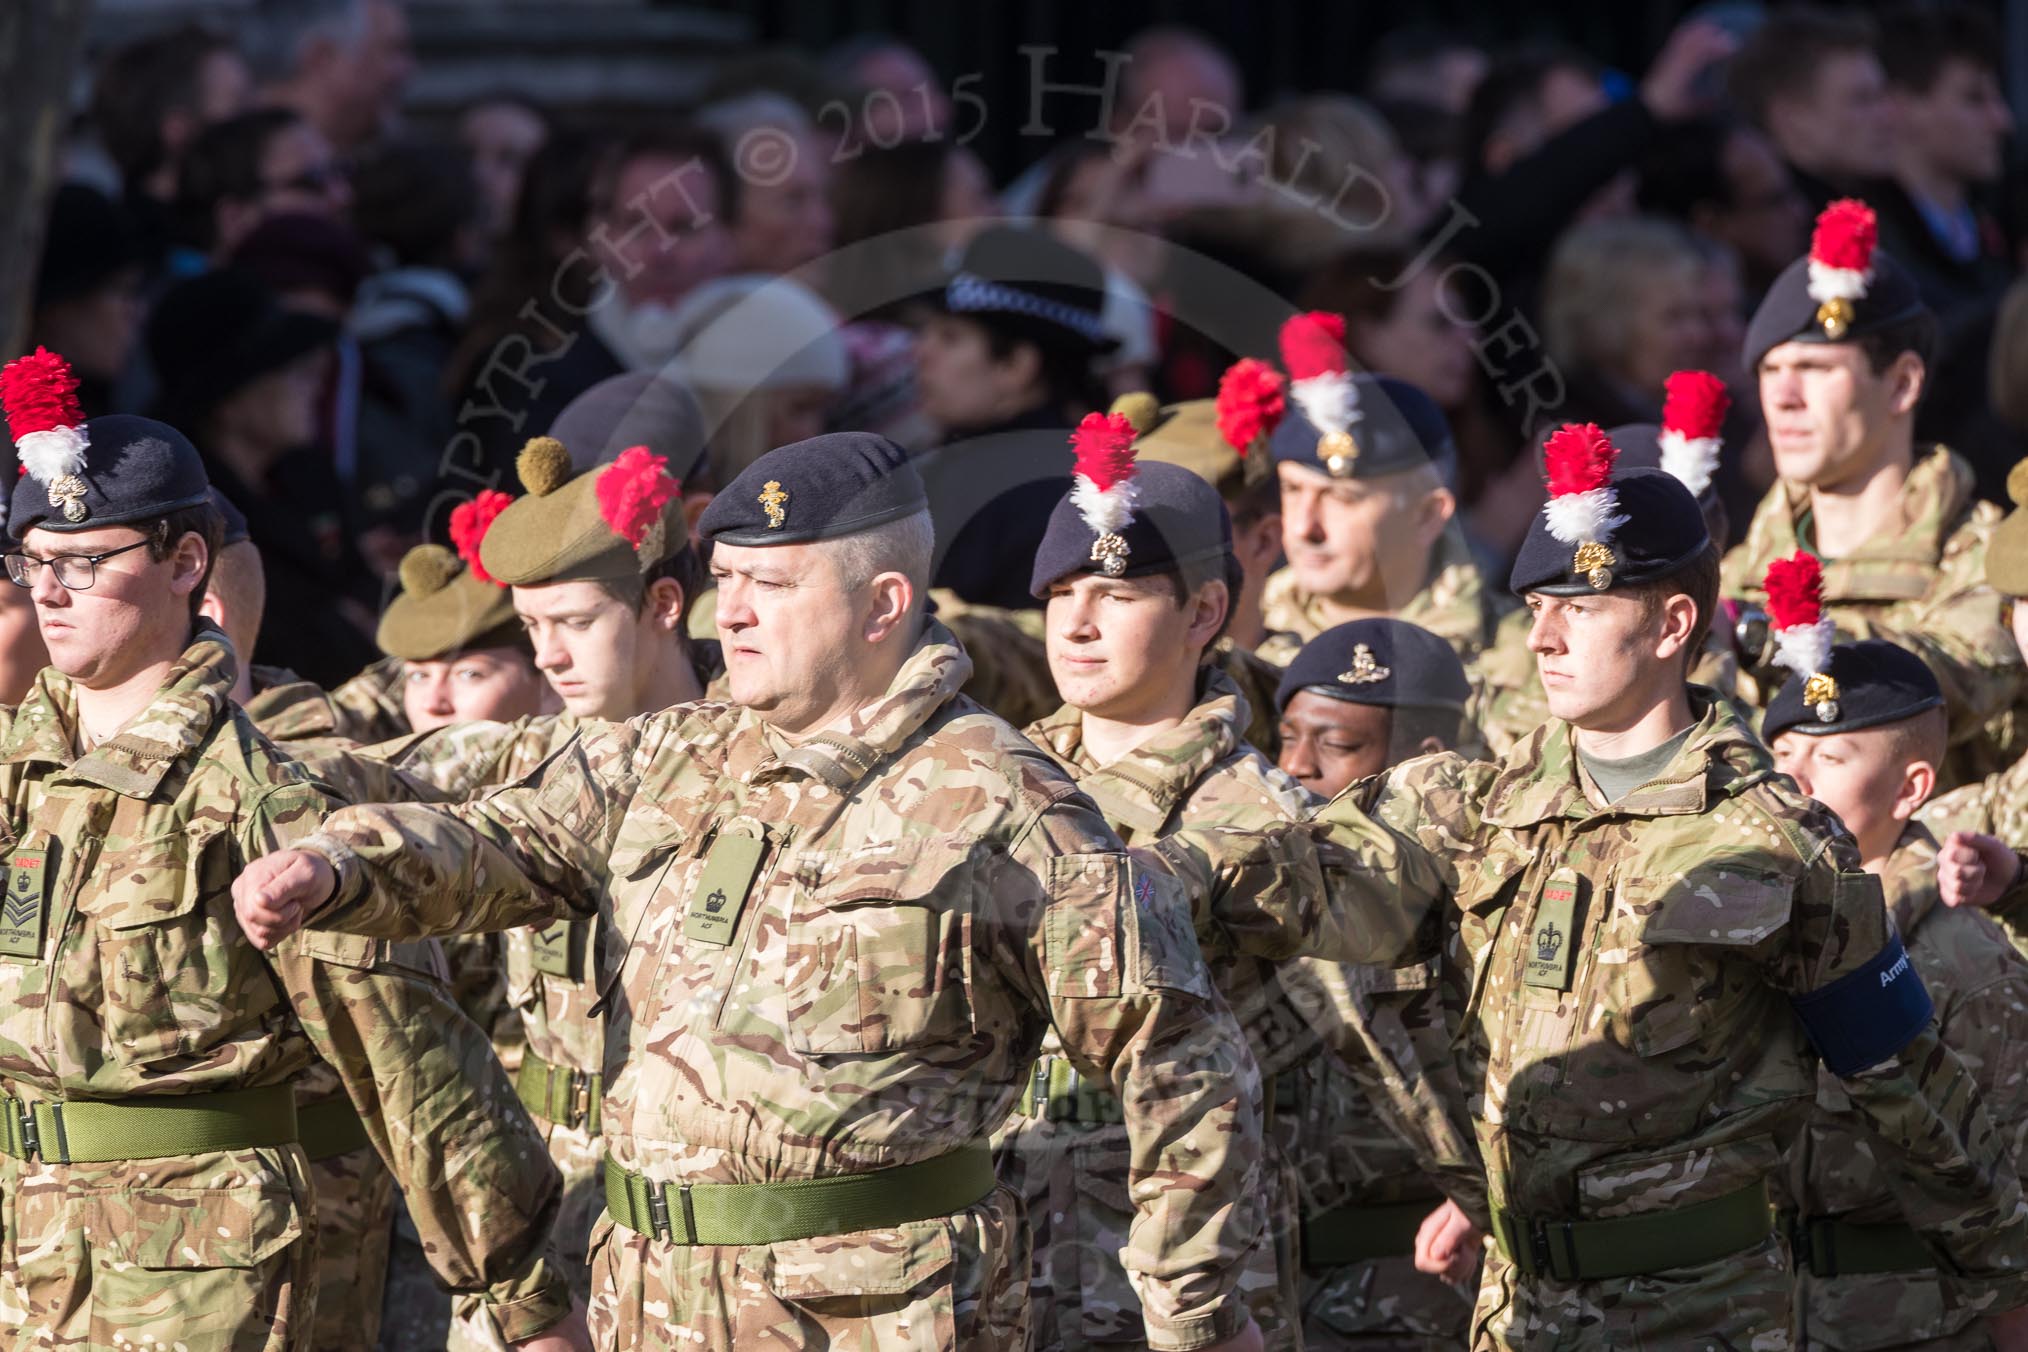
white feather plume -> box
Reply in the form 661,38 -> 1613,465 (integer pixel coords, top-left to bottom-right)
1806,260 -> 1871,304
1072,476 -> 1138,537
1657,429 -> 1721,498
1542,487 -> 1627,546
1290,369 -> 1361,438
1772,616 -> 1836,683
15,426 -> 87,486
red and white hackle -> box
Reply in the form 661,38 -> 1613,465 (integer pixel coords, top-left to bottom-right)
1764,549 -> 1840,721
1,348 -> 91,523
1806,199 -> 1876,340
1279,311 -> 1360,474
1658,369 -> 1730,499
1070,410 -> 1140,576
1541,422 -> 1627,589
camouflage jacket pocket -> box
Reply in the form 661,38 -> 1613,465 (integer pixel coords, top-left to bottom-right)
96,1182 -> 304,1270
91,823 -> 248,1066
785,837 -> 977,1056
1605,865 -> 1792,1059
741,1222 -> 956,1347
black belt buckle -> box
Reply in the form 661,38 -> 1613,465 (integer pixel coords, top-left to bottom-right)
645,1183 -> 671,1242
17,1099 -> 38,1161
1531,1218 -> 1578,1281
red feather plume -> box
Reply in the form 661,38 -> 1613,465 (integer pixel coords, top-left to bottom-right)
1278,311 -> 1348,382
1070,411 -> 1137,493
448,489 -> 513,585
595,446 -> 678,546
0,348 -> 84,442
1215,358 -> 1286,455
1542,423 -> 1617,498
1763,550 -> 1825,631
1810,199 -> 1877,274
1661,370 -> 1730,441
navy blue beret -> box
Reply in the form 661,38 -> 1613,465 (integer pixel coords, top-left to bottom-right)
1269,374 -> 1455,482
699,431 -> 926,547
10,414 -> 211,539
1742,249 -> 1927,374
1763,638 -> 1943,743
1275,617 -> 1471,715
1029,460 -> 1233,598
1509,467 -> 1711,597
209,487 -> 250,548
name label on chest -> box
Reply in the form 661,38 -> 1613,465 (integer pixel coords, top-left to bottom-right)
683,829 -> 767,947
1522,867 -> 1581,991
0,846 -> 49,962
528,917 -> 586,981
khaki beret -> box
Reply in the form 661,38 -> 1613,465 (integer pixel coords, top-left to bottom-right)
1991,458 -> 2028,598
479,437 -> 685,586
376,544 -> 524,660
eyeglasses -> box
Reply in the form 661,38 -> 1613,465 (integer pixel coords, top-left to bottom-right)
4,540 -> 150,591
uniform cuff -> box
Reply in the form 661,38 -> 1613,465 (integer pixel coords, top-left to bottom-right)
1996,852 -> 2028,918
1145,1304 -> 1248,1351
296,832 -> 365,922
481,1255 -> 572,1343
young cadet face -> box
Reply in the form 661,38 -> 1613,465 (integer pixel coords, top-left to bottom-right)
400,647 -> 548,732
1525,588 -> 1693,730
1276,690 -> 1394,797
513,579 -> 659,720
1771,726 -> 1929,865
1044,571 -> 1223,721
1277,462 -> 1445,602
1757,339 -> 1919,490
15,523 -> 207,690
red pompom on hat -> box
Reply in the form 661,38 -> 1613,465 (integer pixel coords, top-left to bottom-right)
1807,199 -> 1877,338
1277,311 -> 1348,382
448,489 -> 514,587
1764,549 -> 1839,717
595,445 -> 679,558
1214,358 -> 1286,457
1658,369 -> 1730,498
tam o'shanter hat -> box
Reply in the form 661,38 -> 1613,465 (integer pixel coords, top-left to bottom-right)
479,436 -> 684,586
377,489 -> 525,659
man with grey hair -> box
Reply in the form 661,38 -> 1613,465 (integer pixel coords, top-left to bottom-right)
251,0 -> 414,154
234,431 -> 1276,1351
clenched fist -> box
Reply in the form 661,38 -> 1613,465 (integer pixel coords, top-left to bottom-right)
232,849 -> 338,950
1938,831 -> 2023,911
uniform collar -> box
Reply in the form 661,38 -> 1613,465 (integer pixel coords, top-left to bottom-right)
1877,821 -> 1941,936
1750,447 -> 1974,590
733,622 -> 974,792
1262,529 -> 1490,651
0,622 -> 236,798
1482,688 -> 1772,829
1027,667 -> 1249,838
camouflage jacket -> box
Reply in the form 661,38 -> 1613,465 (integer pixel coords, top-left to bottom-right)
1151,692 -> 2028,1330
242,659 -> 410,747
0,627 -> 566,1337
1919,750 -> 2028,957
1256,528 -> 1502,669
1787,824 -> 2028,1350
294,624 -> 1267,1350
1721,447 -> 2025,787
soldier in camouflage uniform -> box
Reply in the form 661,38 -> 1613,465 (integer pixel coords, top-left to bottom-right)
1148,447 -> 2028,1349
234,432 -> 1274,1351
995,441 -> 1313,1350
1257,363 -> 1502,674
1721,200 -> 2023,790
0,376 -> 572,1350
1272,621 -> 1483,1350
1765,639 -> 2028,1349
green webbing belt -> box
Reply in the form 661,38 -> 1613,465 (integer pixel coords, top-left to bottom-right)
1300,1199 -> 1433,1269
1491,1179 -> 1772,1282
516,1051 -> 602,1133
1791,1215 -> 1934,1276
603,1144 -> 995,1246
0,1083 -> 297,1164
1013,1056 -> 1124,1125
298,1096 -> 373,1162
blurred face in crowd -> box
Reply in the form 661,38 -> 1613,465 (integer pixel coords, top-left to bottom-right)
210,349 -> 330,467
729,129 -> 833,275
0,582 -> 49,705
1526,587 -> 1697,732
1484,64 -> 1606,175
1277,692 -> 1395,796
1615,260 -> 1715,394
1772,724 -> 1934,865
35,269 -> 146,386
307,0 -> 415,150
1704,127 -> 1808,290
712,538 -> 911,736
1115,41 -> 1242,148
597,153 -> 733,308
193,47 -> 255,128
1046,151 -> 1162,288
1045,572 -> 1225,722
459,99 -> 547,237
1758,339 -> 1923,489
934,149 -> 997,254
1278,463 -> 1452,605
401,647 -> 547,730
914,315 -> 1045,432
1766,49 -> 1892,180
763,385 -> 835,450
1692,254 -> 1746,381
1891,59 -> 2014,186
14,524 -> 207,690
259,120 -> 352,220
1346,268 -> 1476,410
849,44 -> 949,143
513,578 -> 682,720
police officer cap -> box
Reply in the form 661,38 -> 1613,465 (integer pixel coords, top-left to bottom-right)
1030,460 -> 1233,598
1763,638 -> 1943,743
1269,373 -> 1455,482
1742,199 -> 1928,373
1275,617 -> 1471,715
1510,425 -> 1711,597
699,432 -> 926,547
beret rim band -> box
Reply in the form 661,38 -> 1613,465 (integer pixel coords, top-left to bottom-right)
9,489 -> 215,539
1509,535 -> 1712,598
1027,542 -> 1233,599
1763,692 -> 1945,743
704,494 -> 926,548
1290,681 -> 1469,714
1744,295 -> 1931,370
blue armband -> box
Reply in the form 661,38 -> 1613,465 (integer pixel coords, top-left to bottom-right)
1790,932 -> 1934,1077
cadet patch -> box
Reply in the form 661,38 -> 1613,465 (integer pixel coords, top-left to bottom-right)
684,826 -> 766,947
1523,867 -> 1580,991
529,918 -> 586,980
0,845 -> 49,961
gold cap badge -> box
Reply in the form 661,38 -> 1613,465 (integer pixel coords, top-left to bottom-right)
758,480 -> 788,529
